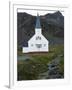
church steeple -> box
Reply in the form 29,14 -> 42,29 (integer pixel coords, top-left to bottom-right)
35,13 -> 42,34
35,13 -> 41,28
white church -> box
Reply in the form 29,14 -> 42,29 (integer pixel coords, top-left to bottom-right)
22,13 -> 49,53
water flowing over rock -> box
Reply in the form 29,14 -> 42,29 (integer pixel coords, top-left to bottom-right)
47,56 -> 64,79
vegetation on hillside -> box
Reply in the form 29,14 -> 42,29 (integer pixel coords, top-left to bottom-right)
17,44 -> 64,80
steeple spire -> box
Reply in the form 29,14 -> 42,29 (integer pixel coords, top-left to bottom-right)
35,13 -> 41,28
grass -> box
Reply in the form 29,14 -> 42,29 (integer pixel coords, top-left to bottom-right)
17,44 -> 64,80
58,56 -> 64,76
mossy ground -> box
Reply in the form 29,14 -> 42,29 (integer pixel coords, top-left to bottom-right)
17,44 -> 64,80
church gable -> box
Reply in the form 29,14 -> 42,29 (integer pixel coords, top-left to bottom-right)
23,13 -> 49,53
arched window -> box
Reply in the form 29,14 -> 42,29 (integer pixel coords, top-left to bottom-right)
36,36 -> 41,40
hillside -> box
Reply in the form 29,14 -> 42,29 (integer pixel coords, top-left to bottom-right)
17,11 -> 64,48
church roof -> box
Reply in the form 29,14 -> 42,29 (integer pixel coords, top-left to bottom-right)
35,13 -> 41,28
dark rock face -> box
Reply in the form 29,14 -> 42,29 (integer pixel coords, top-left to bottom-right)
47,56 -> 64,79
17,12 -> 36,47
17,11 -> 64,48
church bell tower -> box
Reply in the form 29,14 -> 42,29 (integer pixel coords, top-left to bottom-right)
35,13 -> 42,35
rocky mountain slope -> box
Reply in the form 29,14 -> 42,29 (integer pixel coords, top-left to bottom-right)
17,11 -> 64,48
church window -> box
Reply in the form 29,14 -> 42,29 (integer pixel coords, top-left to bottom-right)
36,44 -> 42,48
44,44 -> 46,47
31,44 -> 33,47
36,36 -> 41,40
